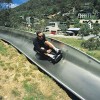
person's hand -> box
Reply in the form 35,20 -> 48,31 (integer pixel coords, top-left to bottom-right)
47,49 -> 52,53
41,47 -> 45,50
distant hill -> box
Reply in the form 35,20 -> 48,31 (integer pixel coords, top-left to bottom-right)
12,0 -> 100,17
0,0 -> 100,28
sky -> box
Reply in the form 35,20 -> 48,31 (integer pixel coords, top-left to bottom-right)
12,0 -> 29,5
11,0 -> 29,8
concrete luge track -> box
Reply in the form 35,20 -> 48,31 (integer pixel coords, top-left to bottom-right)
0,28 -> 100,100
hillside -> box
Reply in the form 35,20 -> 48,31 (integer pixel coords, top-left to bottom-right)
0,40 -> 71,100
12,0 -> 100,17
0,0 -> 100,29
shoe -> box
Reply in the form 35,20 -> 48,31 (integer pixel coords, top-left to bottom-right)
52,55 -> 56,60
52,54 -> 62,64
56,49 -> 61,55
55,54 -> 62,62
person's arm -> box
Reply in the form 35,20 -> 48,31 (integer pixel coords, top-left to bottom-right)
33,39 -> 47,53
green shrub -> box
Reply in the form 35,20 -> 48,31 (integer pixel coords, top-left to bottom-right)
81,37 -> 100,50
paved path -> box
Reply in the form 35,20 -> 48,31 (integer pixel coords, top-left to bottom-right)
46,34 -> 96,40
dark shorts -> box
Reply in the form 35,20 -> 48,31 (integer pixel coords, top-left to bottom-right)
34,45 -> 55,55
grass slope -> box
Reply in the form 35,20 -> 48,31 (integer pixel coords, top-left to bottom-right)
0,40 -> 71,100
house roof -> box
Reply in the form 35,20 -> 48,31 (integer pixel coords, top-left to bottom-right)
66,31 -> 74,33
68,28 -> 80,31
78,9 -> 93,13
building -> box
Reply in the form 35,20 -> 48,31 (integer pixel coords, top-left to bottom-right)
66,28 -> 80,36
79,19 -> 100,24
79,19 -> 100,29
77,10 -> 92,19
45,22 -> 61,33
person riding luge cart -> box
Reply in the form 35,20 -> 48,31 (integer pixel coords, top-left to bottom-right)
33,31 -> 62,63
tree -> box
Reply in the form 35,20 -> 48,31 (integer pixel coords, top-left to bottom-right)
74,18 -> 81,27
93,0 -> 98,7
91,21 -> 100,36
4,0 -> 12,3
81,21 -> 100,50
79,23 -> 90,39
1,0 -> 12,27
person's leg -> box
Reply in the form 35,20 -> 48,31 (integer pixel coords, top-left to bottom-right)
45,41 -> 61,54
34,46 -> 55,60
45,41 -> 55,49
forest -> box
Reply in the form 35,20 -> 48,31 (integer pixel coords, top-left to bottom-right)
0,0 -> 100,27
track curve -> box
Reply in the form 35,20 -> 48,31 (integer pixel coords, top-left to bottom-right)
0,27 -> 100,100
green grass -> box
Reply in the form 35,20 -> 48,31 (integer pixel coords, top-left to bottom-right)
0,40 -> 71,100
53,37 -> 100,61
23,82 -> 35,93
0,61 -> 4,66
23,96 -> 35,100
53,37 -> 84,48
0,43 -> 8,55
11,88 -> 20,97
86,50 -> 100,60
23,81 -> 46,100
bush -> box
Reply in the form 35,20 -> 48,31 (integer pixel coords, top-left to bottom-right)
81,37 -> 100,50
